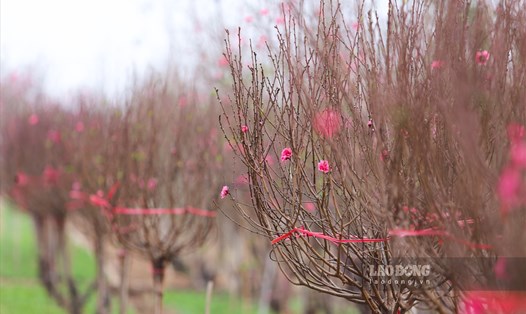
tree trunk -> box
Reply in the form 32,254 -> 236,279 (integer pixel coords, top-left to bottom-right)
205,280 -> 214,314
152,258 -> 166,314
33,214 -> 68,309
119,249 -> 130,314
55,215 -> 82,314
95,233 -> 110,314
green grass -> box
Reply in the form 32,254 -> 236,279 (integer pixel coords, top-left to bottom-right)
164,290 -> 259,314
0,203 -> 123,314
0,202 -> 359,314
0,203 -> 264,314
0,283 -> 66,314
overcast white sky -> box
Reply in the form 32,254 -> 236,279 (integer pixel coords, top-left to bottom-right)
1,0 -> 387,98
1,0 -> 246,97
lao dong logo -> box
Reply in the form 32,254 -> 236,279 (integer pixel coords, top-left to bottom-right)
368,264 -> 432,287
369,264 -> 431,277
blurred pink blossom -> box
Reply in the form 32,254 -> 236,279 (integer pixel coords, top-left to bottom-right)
431,60 -> 444,70
475,50 -> 490,65
72,181 -> 82,191
494,257 -> 508,280
260,8 -> 269,16
75,121 -> 85,132
265,155 -> 275,166
510,142 -> 526,168
352,22 -> 360,30
304,202 -> 316,212
218,56 -> 229,67
178,95 -> 188,108
147,178 -> 158,190
257,35 -> 268,48
15,172 -> 30,186
381,149 -> 390,161
281,147 -> 292,161
47,130 -> 61,143
318,160 -> 330,173
28,114 -> 39,125
497,167 -> 521,212
461,292 -> 526,314
220,185 -> 229,199
43,166 -> 60,185
235,174 -> 249,185
244,15 -> 253,23
313,109 -> 341,138
507,123 -> 525,143
276,17 -> 285,25
241,125 -> 249,133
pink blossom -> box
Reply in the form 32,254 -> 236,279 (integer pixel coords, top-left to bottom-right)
304,202 -> 316,212
218,56 -> 229,67
260,8 -> 269,16
462,293 -> 487,314
223,142 -> 233,152
276,17 -> 285,25
402,206 -> 419,214
75,121 -> 85,133
280,147 -> 292,161
235,174 -> 249,185
15,172 -> 29,186
147,178 -> 158,190
352,22 -> 360,31
72,181 -> 82,191
43,166 -> 60,185
510,142 -> 526,168
178,96 -> 188,108
367,119 -> 373,128
381,149 -> 389,161
220,185 -> 229,199
257,35 -> 267,49
494,257 -> 508,280
241,125 -> 249,133
47,130 -> 61,143
117,249 -> 127,259
507,123 -> 525,144
28,114 -> 39,125
318,160 -> 330,173
69,190 -> 85,201
498,167 -> 521,212
475,50 -> 490,65
461,292 -> 526,314
244,15 -> 253,23
264,155 -> 274,166
431,60 -> 444,70
313,109 -> 341,138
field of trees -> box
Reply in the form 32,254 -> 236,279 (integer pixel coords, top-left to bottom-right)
1,0 -> 526,313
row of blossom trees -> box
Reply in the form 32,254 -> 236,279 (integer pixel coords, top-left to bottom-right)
0,71 -> 229,313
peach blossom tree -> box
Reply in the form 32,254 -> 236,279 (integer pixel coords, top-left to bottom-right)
218,0 -> 526,313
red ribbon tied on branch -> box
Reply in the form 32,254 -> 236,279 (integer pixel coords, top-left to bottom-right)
69,182 -> 216,217
272,227 -> 491,250
271,227 -> 387,245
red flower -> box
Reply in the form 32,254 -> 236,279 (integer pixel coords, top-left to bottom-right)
318,160 -> 330,173
220,185 -> 229,199
281,147 -> 292,161
475,50 -> 490,65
